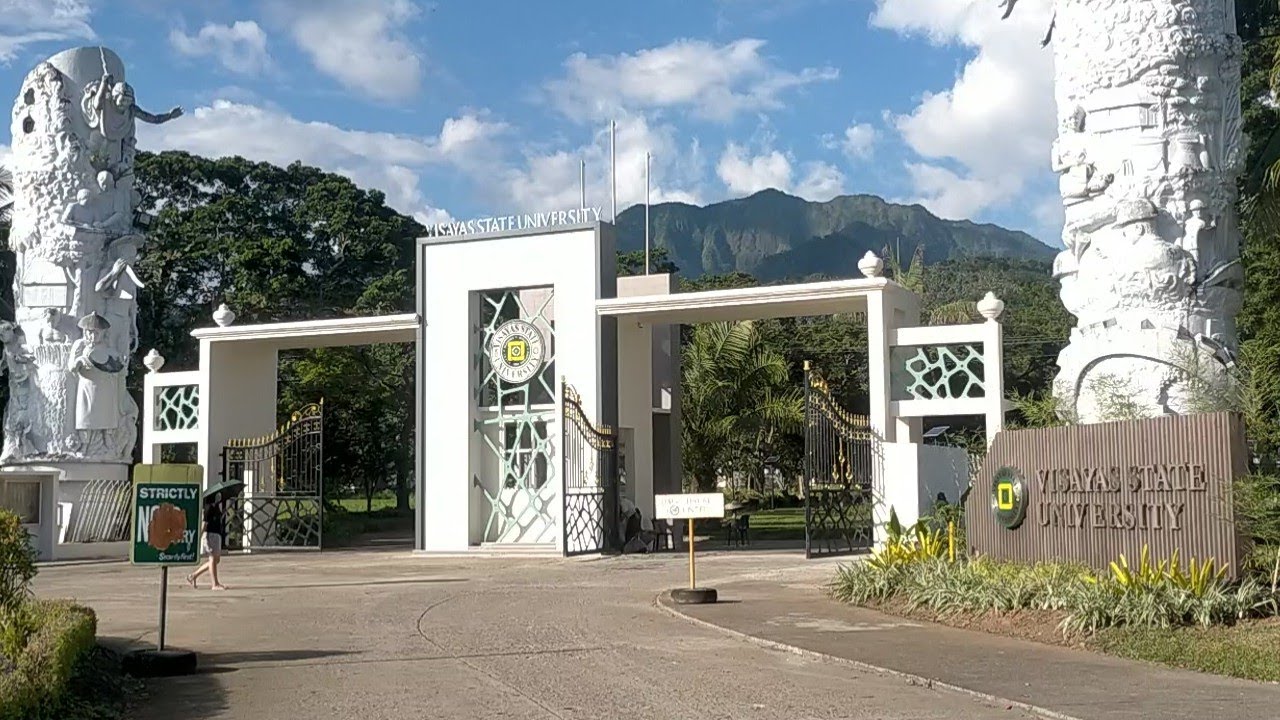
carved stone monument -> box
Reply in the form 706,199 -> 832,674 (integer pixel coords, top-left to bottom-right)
1008,1 -> 1245,422
4,47 -> 180,478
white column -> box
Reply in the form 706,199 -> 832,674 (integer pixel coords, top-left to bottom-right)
142,371 -> 158,463
617,321 -> 654,525
977,292 -> 1007,446
198,340 -> 277,489
866,291 -> 894,445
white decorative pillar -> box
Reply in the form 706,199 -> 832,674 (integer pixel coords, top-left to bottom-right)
4,47 -> 182,537
1008,1 -> 1245,422
977,292 -> 1007,445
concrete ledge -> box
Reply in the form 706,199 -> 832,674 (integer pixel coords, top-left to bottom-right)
53,540 -> 128,562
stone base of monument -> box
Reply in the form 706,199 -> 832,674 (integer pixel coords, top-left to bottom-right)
122,649 -> 197,677
669,587 -> 718,605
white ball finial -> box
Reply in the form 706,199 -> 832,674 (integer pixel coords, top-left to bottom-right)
977,292 -> 1005,321
858,251 -> 884,278
143,349 -> 165,373
213,303 -> 236,327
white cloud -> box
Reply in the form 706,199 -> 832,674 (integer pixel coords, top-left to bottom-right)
717,143 -> 792,195
0,0 -> 94,63
169,21 -> 271,75
267,0 -> 423,102
137,100 -> 507,222
898,162 -> 1015,219
545,38 -> 838,122
717,142 -> 846,201
823,122 -> 878,161
794,161 -> 846,201
501,115 -> 706,215
871,0 -> 1057,223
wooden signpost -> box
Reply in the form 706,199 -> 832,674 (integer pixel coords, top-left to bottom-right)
655,492 -> 725,605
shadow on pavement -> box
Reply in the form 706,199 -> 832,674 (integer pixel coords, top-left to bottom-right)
195,648 -> 363,668
234,576 -> 468,591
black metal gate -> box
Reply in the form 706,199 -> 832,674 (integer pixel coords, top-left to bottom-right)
803,363 -> 874,558
561,382 -> 620,556
220,402 -> 324,551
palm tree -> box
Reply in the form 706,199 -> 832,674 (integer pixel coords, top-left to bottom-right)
681,321 -> 804,492
882,242 -> 979,325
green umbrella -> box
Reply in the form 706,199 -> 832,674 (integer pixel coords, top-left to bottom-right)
203,480 -> 244,504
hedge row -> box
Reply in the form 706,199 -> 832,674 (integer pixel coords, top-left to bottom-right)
0,600 -> 98,720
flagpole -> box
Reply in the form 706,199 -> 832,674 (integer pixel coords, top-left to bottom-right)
644,151 -> 651,275
580,158 -> 586,210
610,120 -> 617,223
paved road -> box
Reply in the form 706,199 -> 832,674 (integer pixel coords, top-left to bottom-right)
36,548 -> 1038,720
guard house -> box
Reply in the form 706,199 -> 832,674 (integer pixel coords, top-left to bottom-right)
141,219 -> 1009,556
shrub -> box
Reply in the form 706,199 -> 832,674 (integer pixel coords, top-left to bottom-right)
0,600 -> 98,720
832,549 -> 1276,639
0,509 -> 37,611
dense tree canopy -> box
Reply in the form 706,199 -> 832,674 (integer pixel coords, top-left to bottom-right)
133,151 -> 421,506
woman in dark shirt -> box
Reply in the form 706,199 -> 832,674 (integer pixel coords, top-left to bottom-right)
186,498 -> 228,590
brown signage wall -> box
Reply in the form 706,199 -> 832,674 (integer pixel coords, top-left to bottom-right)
967,412 -> 1248,578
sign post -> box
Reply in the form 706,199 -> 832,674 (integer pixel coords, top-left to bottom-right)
655,493 -> 725,605
123,464 -> 203,677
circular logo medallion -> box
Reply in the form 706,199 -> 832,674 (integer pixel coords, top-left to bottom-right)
991,465 -> 1027,530
488,319 -> 546,385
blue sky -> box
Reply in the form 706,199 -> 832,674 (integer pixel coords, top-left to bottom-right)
1,0 -> 1064,243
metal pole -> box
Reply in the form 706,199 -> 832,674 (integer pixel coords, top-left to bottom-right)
688,518 -> 696,589
803,361 -> 813,559
158,566 -> 168,651
610,120 -> 617,222
580,158 -> 586,210
644,151 -> 651,275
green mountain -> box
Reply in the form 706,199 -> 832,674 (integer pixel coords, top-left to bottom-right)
613,189 -> 1056,281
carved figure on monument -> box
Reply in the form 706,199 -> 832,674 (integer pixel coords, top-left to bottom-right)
69,313 -> 122,446
1003,0 -> 1245,422
0,322 -> 38,460
38,309 -> 68,345
94,236 -> 144,356
5,46 -> 165,468
82,73 -> 181,172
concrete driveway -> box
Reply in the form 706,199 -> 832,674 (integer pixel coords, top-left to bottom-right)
35,548 -> 1037,720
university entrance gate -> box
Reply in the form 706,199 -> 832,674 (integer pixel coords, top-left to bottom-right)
561,382 -> 620,555
802,364 -> 874,558
219,402 -> 325,551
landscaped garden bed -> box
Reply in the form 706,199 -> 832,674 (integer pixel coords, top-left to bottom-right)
831,512 -> 1280,682
0,509 -> 135,719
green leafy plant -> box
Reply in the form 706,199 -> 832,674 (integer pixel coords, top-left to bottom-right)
833,547 -> 1274,639
0,510 -> 36,612
866,508 -> 948,571
0,600 -> 97,720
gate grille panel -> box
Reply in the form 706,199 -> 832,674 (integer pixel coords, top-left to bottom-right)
804,364 -> 875,558
220,402 -> 324,551
562,381 -> 619,556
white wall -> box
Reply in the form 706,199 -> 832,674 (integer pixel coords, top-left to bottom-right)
418,224 -> 614,553
878,442 -> 971,538
917,444 -> 970,514
198,341 -> 278,488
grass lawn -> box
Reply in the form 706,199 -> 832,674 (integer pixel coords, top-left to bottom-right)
1090,621 -> 1280,682
326,495 -> 414,545
744,507 -> 806,540
336,496 -> 407,513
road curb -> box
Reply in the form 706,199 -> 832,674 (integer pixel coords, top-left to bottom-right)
653,591 -> 1083,720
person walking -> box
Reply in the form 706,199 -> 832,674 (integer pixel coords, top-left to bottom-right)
187,497 -> 228,590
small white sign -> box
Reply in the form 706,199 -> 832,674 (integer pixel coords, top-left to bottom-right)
654,493 -> 725,520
